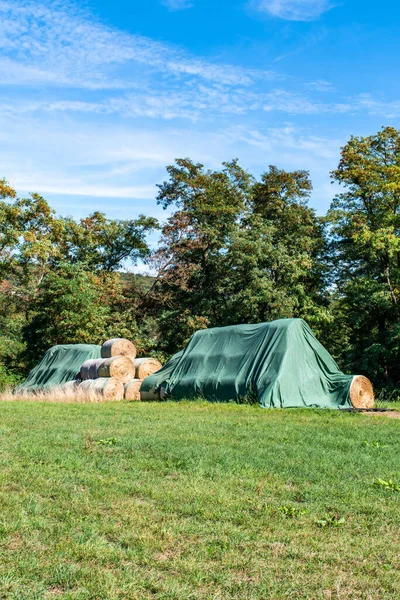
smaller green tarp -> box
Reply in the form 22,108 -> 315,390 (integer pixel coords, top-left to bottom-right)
141,319 -> 354,409
17,344 -> 101,392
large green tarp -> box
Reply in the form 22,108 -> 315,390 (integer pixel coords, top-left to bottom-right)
141,319 -> 354,408
17,344 -> 101,392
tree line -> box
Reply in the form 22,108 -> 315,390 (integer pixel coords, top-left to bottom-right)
1,126 -> 400,393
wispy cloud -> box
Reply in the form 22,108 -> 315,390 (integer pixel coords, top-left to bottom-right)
0,0 -> 273,89
2,87 -> 397,122
252,0 -> 334,21
0,0 -> 393,227
353,93 -> 400,118
161,0 -> 193,10
0,107 -> 341,211
306,79 -> 335,92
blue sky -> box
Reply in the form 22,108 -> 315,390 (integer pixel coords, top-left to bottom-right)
1,0 -> 400,234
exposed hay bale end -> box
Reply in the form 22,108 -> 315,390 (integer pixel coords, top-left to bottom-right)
101,338 -> 136,360
140,386 -> 160,401
350,376 -> 375,409
124,379 -> 143,401
78,378 -> 124,401
80,358 -> 103,381
132,358 -> 162,380
97,356 -> 135,383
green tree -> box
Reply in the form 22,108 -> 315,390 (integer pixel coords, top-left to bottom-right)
150,160 -> 329,353
0,181 -> 63,288
223,166 -> 330,331
149,158 -> 253,350
0,280 -> 26,389
22,263 -> 140,367
60,212 -> 158,271
327,126 -> 400,384
0,180 -> 158,290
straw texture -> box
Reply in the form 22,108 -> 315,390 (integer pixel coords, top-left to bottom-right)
78,378 -> 124,401
101,338 -> 136,360
349,376 -> 375,409
97,356 -> 135,383
124,379 -> 143,401
132,358 -> 162,380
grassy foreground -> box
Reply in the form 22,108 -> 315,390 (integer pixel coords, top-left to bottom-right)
0,402 -> 399,599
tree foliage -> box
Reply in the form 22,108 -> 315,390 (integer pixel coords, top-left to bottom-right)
2,128 -> 400,393
327,126 -> 400,383
149,159 -> 329,353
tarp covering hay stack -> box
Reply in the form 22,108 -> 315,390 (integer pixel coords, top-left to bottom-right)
18,337 -> 163,402
16,320 -> 374,408
140,319 -> 375,409
17,344 -> 102,392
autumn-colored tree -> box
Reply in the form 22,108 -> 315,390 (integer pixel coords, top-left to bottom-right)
0,180 -> 63,289
0,180 -> 158,291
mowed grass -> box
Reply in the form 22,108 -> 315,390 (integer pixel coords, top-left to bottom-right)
0,402 -> 399,599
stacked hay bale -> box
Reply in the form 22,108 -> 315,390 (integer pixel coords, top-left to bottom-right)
125,357 -> 162,401
62,338 -> 163,402
78,378 -> 124,401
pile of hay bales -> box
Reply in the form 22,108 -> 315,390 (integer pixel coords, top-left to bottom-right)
63,338 -> 162,401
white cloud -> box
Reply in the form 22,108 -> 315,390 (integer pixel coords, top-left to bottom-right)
353,93 -> 400,118
0,0 -> 390,227
0,0 -> 272,89
161,0 -> 193,10
0,102 -> 339,204
252,0 -> 333,21
2,87 -> 395,123
306,79 -> 335,92
0,102 -> 343,220
0,84 -> 265,120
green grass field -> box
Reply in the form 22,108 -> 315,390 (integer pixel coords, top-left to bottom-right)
0,401 -> 399,599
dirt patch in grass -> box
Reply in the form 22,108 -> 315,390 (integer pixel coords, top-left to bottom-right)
363,410 -> 400,418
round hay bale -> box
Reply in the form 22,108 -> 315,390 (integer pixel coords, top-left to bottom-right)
350,376 -> 375,409
80,358 -> 103,381
124,379 -> 143,401
97,356 -> 135,383
140,385 -> 160,401
101,338 -> 136,360
78,378 -> 124,401
132,358 -> 162,379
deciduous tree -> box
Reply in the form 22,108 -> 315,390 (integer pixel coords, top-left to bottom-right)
327,126 -> 400,383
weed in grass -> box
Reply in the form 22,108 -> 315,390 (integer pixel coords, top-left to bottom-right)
362,440 -> 387,448
97,437 -> 117,446
277,504 -> 305,518
292,491 -> 308,503
84,431 -> 94,453
316,513 -> 346,528
374,478 -> 400,492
